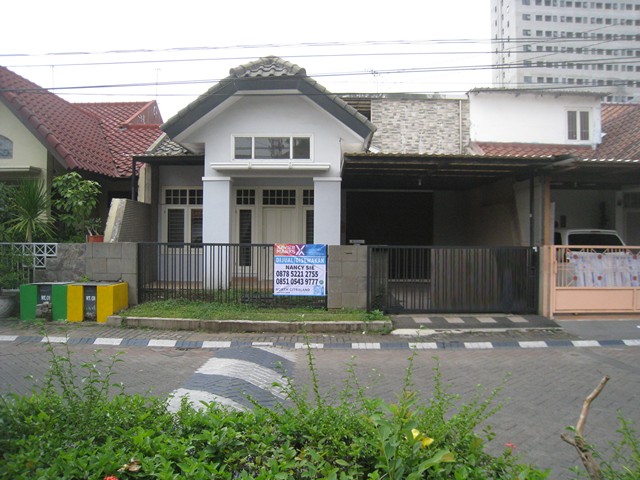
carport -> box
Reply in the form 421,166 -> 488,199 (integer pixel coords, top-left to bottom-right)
342,153 -> 640,314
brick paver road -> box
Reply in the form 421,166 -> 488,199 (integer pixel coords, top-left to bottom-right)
1,330 -> 638,479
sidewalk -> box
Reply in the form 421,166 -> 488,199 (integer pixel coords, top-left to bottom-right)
2,315 -> 638,351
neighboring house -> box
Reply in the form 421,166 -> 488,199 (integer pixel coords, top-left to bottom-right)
0,66 -> 164,221
468,88 -> 640,246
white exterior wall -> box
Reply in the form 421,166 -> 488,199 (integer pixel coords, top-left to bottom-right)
0,101 -> 49,181
177,93 -> 365,246
469,91 -> 602,146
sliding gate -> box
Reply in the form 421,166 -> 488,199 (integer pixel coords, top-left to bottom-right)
368,246 -> 538,314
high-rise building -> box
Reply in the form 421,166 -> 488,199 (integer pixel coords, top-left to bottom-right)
491,0 -> 640,102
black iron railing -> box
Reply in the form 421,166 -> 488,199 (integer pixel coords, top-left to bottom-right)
368,246 -> 538,314
137,243 -> 326,308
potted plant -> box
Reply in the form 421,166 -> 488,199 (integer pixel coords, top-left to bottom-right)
52,172 -> 102,242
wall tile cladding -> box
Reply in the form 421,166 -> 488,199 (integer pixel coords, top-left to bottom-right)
371,98 -> 470,155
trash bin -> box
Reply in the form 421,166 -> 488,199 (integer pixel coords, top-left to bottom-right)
20,282 -> 71,321
67,282 -> 128,323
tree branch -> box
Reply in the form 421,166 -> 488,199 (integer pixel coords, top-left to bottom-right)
561,375 -> 610,480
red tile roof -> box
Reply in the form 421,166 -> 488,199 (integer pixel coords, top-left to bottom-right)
0,66 -> 163,178
76,102 -> 163,177
594,103 -> 640,161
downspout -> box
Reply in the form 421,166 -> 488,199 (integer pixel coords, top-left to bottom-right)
529,175 -> 535,247
131,158 -> 137,200
458,99 -> 463,154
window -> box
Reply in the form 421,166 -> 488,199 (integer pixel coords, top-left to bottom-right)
0,135 -> 13,158
567,110 -> 590,141
263,189 -> 296,206
164,188 -> 203,243
233,136 -> 311,160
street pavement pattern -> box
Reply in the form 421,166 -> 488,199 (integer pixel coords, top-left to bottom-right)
167,346 -> 298,412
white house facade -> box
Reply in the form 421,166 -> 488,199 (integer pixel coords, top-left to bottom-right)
158,57 -> 375,249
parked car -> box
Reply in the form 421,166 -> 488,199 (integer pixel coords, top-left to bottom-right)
554,228 -> 625,246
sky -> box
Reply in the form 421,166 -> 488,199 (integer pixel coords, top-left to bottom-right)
1,0 -> 492,120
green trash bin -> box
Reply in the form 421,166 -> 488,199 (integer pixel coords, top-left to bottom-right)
20,282 -> 71,321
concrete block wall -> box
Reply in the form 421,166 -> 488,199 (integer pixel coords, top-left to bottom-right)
85,242 -> 138,305
328,245 -> 368,310
34,242 -> 139,305
371,97 -> 470,155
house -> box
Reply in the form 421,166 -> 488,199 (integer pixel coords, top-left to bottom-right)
468,89 -> 640,247
0,66 -> 164,222
136,56 -> 375,247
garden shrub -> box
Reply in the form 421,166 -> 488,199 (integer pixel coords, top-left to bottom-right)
0,340 -> 553,479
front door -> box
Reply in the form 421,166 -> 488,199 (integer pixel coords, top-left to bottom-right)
263,206 -> 299,244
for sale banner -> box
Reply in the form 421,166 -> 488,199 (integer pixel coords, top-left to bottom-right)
273,244 -> 327,296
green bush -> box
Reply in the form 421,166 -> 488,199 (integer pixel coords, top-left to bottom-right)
0,341 -> 549,479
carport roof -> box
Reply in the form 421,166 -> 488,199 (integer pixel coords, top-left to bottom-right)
342,153 -> 640,190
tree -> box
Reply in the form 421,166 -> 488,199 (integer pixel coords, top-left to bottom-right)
52,172 -> 102,242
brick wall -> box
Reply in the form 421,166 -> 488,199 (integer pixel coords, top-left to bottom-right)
371,97 -> 470,154
105,199 -> 154,242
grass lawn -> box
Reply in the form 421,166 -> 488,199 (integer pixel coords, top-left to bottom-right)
122,299 -> 386,322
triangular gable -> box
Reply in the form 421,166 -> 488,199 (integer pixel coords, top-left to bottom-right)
162,56 -> 376,142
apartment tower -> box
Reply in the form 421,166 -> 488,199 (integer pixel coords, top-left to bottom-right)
491,0 -> 640,102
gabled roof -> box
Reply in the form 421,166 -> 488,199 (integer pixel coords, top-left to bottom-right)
0,66 -> 163,178
162,56 -> 376,142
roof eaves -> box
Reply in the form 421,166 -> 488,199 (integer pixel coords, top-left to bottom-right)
0,94 -> 73,169
162,78 -> 237,138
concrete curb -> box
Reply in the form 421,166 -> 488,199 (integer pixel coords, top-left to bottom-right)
107,315 -> 393,334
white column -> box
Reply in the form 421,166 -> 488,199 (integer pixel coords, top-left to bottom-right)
203,177 -> 232,289
314,177 -> 341,245
203,176 -> 232,243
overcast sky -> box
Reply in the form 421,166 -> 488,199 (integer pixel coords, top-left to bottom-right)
2,0 -> 492,119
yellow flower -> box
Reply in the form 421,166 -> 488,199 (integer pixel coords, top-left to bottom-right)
411,429 -> 434,448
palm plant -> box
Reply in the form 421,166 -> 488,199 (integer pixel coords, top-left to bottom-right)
6,178 -> 55,242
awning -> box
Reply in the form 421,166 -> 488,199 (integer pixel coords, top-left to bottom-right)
342,153 -> 561,190
342,153 -> 640,190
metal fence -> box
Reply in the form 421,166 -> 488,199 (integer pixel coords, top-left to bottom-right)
368,246 -> 538,314
138,242 -> 327,308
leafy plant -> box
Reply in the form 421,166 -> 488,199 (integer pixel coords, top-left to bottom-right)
0,245 -> 31,294
0,341 -> 551,479
51,172 -> 102,241
4,178 -> 55,242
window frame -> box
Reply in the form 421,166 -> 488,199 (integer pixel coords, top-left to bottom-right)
162,187 -> 203,244
0,135 -> 13,159
232,134 -> 313,162
566,109 -> 591,142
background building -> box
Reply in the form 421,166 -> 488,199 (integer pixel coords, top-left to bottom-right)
491,0 -> 640,102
